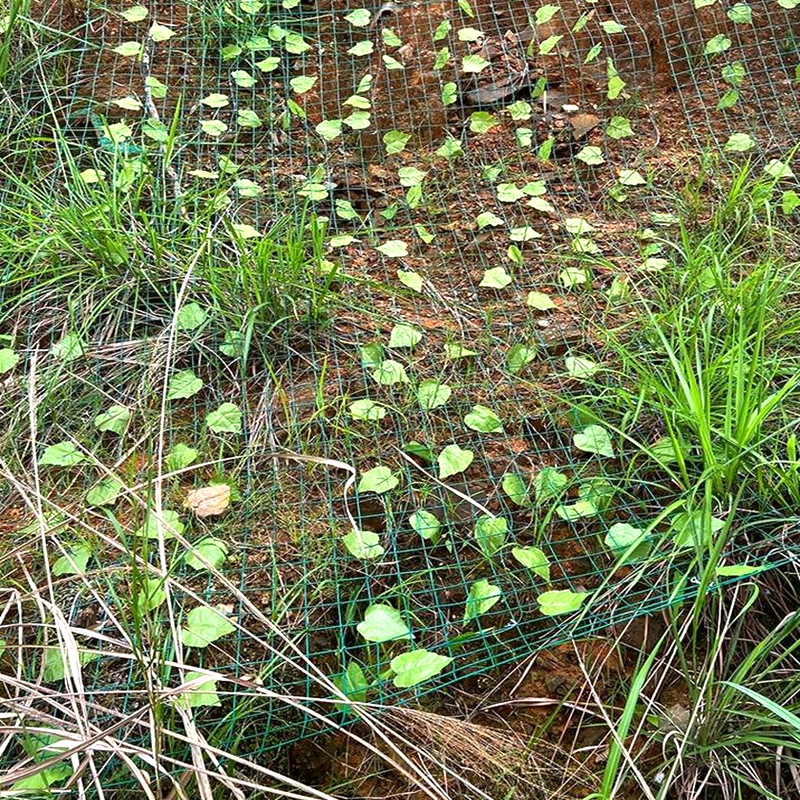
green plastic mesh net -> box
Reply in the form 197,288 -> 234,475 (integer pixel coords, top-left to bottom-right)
0,0 -> 798,791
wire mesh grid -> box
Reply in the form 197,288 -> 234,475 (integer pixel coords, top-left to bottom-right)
0,0 -> 799,787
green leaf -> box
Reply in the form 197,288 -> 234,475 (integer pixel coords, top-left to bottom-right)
600,19 -> 625,33
716,563 -> 763,578
382,54 -> 405,69
181,606 -> 236,648
113,40 -> 142,57
85,477 -> 123,507
232,69 -> 256,88
565,355 -> 599,379
185,537 -> 228,570
142,119 -> 168,142
371,360 -> 409,385
441,82 -> 457,105
469,111 -> 497,134
606,58 -> 626,98
358,466 -> 399,494
579,477 -> 615,511
344,8 -> 371,26
502,473 -> 531,507
167,370 -> 203,400
537,589 -> 588,616
727,3 -> 752,22
433,19 -> 451,39
39,442 -> 85,467
409,510 -> 441,543
149,23 -> 175,41
0,347 -> 20,373
584,42 -> 603,63
476,211 -> 503,229
43,647 -> 100,682
12,763 -> 73,792
93,404 -> 130,435
134,577 -> 167,614
670,510 -> 725,548
290,75 -> 317,94
535,4 -> 561,24
576,145 -> 605,165
200,119 -> 228,137
436,136 -> 462,159
539,34 -> 563,54
764,159 -> 795,180
52,543 -> 92,576
382,27 -> 403,46
255,56 -> 281,72
438,445 -> 474,478
417,380 -> 451,410
357,604 -> 412,643
237,108 -> 262,128
704,34 -> 731,55
512,546 -> 550,580
462,54 -> 490,72
464,578 -> 502,622
574,425 -> 614,457
165,443 -> 199,472
388,323 -> 423,349
391,649 -> 452,688
444,343 -> 478,359
560,266 -> 589,289
377,240 -> 409,258
724,132 -> 755,152
463,405 -> 504,433
121,5 -> 148,21
136,509 -> 185,540
51,332 -> 86,362
526,291 -> 556,310
534,467 -> 568,502
175,671 -> 221,708
335,661 -> 370,703
176,303 -> 207,333
397,270 -> 423,292
384,130 -> 411,154
506,343 -> 537,374
343,528 -> 385,559
398,166 -> 427,187
349,399 -> 387,421
780,190 -> 800,214
201,92 -> 229,108
605,116 -> 634,139
474,515 -> 507,557
717,88 -> 739,110
556,500 -> 599,521
313,118 -> 342,142
604,522 -> 647,559
205,402 -> 242,434
479,266 -> 512,288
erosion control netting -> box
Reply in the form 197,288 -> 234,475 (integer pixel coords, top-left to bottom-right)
1,0 -> 800,788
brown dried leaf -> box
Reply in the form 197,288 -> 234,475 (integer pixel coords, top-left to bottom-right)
185,484 -> 231,518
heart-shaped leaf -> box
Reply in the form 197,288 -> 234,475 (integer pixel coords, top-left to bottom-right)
371,360 -> 409,385
502,473 -> 531,507
205,402 -> 243,434
185,537 -> 229,570
526,291 -> 556,310
463,578 -> 502,622
357,604 -> 412,643
136,509 -> 185,539
474,515 -> 507,557
388,323 -> 423,349
358,466 -> 399,494
85,477 -> 123,507
479,267 -> 512,288
342,529 -> 385,559
181,606 -> 236,648
537,589 -> 588,616
168,370 -> 203,400
565,356 -> 599,379
534,467 -> 568,502
52,544 -> 92,576
512,546 -> 550,580
437,445 -> 474,478
574,425 -> 614,457
349,399 -> 387,421
417,380 -> 451,410
165,443 -> 199,472
94,405 -> 130,435
39,442 -> 85,467
175,672 -> 221,708
391,649 -> 452,688
409,510 -> 441,542
463,404 -> 504,433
